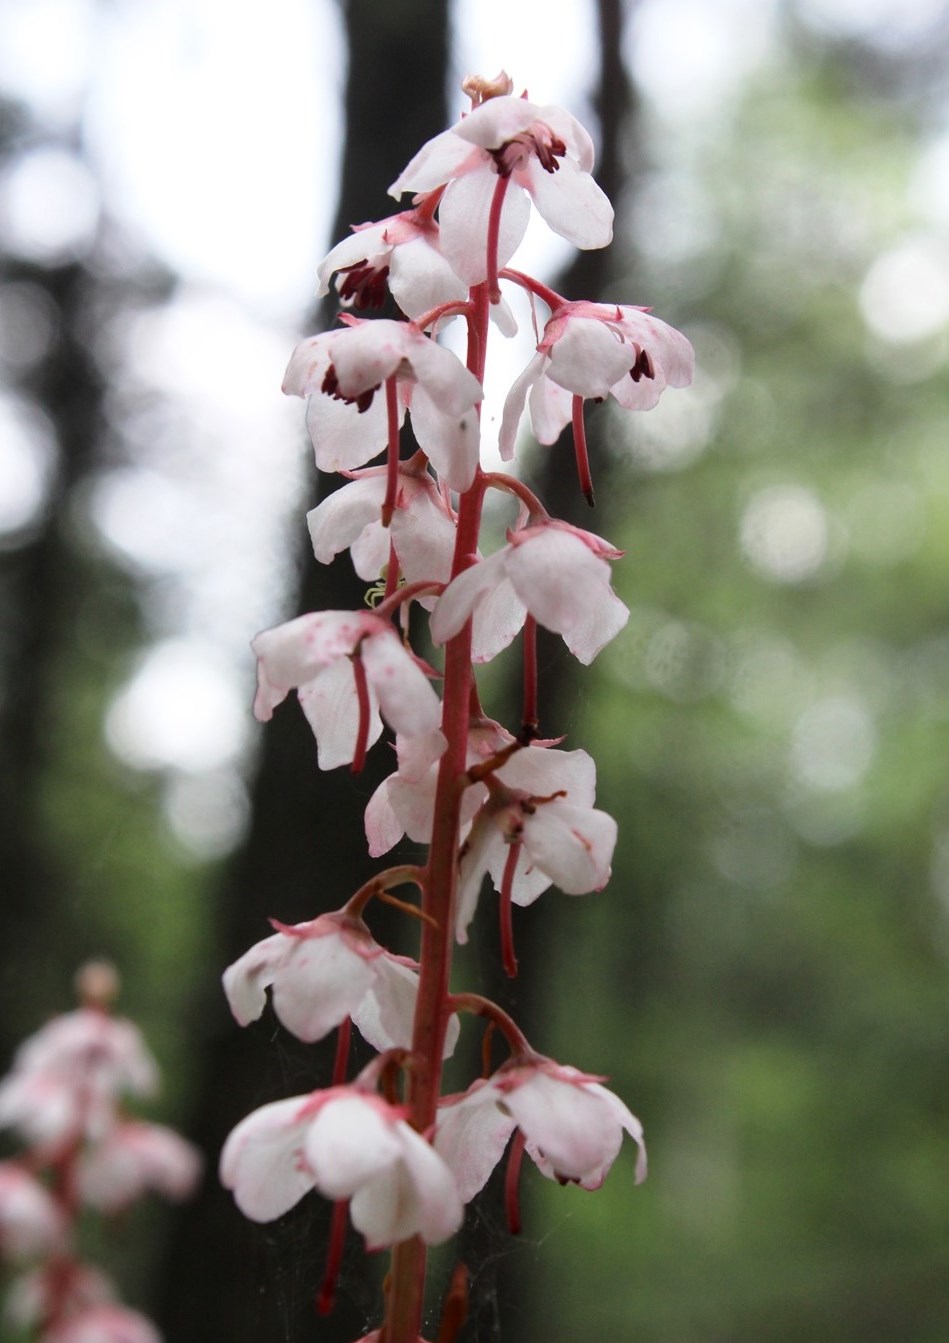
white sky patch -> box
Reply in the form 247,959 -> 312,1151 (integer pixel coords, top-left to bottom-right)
450,0 -> 596,111
105,639 -> 250,774
859,236 -> 949,344
797,0 -> 946,45
83,0 -> 342,317
0,393 -> 57,536
628,0 -> 779,122
0,148 -> 100,266
0,0 -> 96,125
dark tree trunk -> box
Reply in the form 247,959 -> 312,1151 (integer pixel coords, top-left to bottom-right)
155,6 -> 451,1340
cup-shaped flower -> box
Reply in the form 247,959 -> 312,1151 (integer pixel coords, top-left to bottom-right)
76,1121 -> 202,1214
431,519 -> 629,665
0,1011 -> 157,1149
389,95 -> 613,285
0,1163 -> 66,1259
252,610 -> 443,771
435,1059 -> 646,1201
220,1088 -> 463,1250
317,200 -> 467,320
500,302 -> 694,459
223,911 -> 458,1056
455,757 -> 617,943
283,319 -> 483,491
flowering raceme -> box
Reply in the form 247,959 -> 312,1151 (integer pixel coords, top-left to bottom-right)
220,71 -> 693,1343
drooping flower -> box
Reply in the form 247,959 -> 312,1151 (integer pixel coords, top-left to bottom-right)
500,301 -> 695,459
435,1058 -> 646,1202
431,519 -> 629,665
76,1121 -> 202,1214
223,910 -> 458,1056
252,610 -> 443,771
0,1163 -> 66,1260
0,1010 -> 157,1149
282,318 -> 483,491
317,196 -> 467,320
454,752 -> 617,943
389,95 -> 613,286
220,1088 -> 463,1250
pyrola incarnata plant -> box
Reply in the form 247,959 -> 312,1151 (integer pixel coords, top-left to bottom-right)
221,71 -> 694,1342
0,963 -> 201,1343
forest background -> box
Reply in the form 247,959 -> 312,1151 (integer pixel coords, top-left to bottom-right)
2,0 -> 949,1340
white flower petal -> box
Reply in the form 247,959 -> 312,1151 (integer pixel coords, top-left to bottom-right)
525,155 -> 613,250
360,632 -> 442,738
434,1082 -> 517,1202
219,1097 -> 314,1222
438,169 -> 530,287
520,800 -> 617,894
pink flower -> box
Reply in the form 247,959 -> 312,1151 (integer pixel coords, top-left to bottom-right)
282,319 -> 483,491
431,519 -> 629,665
43,1304 -> 162,1343
454,748 -> 617,942
0,1011 -> 157,1149
306,462 -> 457,593
252,610 -> 443,771
500,302 -> 695,458
223,911 -> 458,1056
0,1163 -> 66,1259
220,1088 -> 463,1249
317,201 -> 467,320
76,1121 -> 201,1214
389,96 -> 613,285
435,1059 -> 646,1201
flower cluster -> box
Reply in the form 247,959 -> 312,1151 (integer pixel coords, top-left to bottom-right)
221,72 -> 693,1343
0,963 -> 201,1343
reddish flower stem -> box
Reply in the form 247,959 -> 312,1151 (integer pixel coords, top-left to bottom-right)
317,1199 -> 350,1315
381,377 -> 401,527
571,394 -> 595,506
499,841 -> 521,979
504,1130 -> 527,1235
384,287 -> 491,1343
350,649 -> 371,775
522,614 -> 538,740
486,177 -> 511,305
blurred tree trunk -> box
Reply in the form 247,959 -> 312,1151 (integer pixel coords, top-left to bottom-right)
155,5 -> 450,1341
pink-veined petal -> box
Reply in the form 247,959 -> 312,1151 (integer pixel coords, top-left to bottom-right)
407,383 -> 480,493
304,1097 -> 402,1201
504,529 -> 629,664
499,352 -> 545,460
272,934 -> 377,1043
305,389 -> 392,472
222,932 -> 286,1026
497,745 -> 597,809
544,316 -> 636,398
388,130 -> 482,197
360,632 -> 441,739
502,1071 -> 622,1183
219,1097 -> 314,1222
430,551 -> 509,648
434,1081 -> 517,1202
298,659 -> 383,770
306,476 -> 387,567
438,168 -> 531,287
524,155 -> 613,250
364,777 -> 404,857
388,234 -> 468,319
520,799 -> 616,894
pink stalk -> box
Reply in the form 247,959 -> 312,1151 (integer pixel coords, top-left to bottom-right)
572,394 -> 595,506
381,376 -> 401,527
331,1015 -> 352,1086
384,286 -> 491,1343
486,176 -> 511,305
504,1130 -> 527,1235
350,648 -> 371,776
499,841 -> 521,979
522,614 -> 538,740
317,1199 -> 350,1315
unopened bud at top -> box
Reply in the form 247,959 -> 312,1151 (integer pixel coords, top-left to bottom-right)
461,70 -> 514,108
74,960 -> 121,1010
